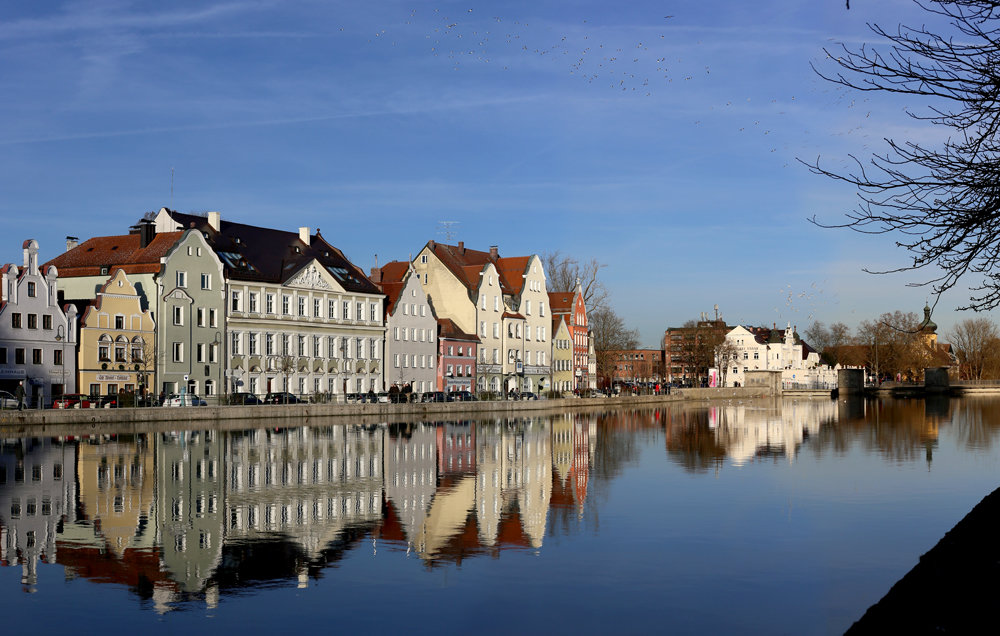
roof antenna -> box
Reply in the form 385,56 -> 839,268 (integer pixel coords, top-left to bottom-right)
170,167 -> 174,209
438,220 -> 459,242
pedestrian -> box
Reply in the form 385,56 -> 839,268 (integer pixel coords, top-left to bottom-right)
15,381 -> 25,411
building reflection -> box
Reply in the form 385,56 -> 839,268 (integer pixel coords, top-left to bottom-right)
6,398 -> 999,606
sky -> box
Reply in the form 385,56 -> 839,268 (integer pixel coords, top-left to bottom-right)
0,0 -> 986,347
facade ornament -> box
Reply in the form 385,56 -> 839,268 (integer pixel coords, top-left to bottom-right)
288,263 -> 333,290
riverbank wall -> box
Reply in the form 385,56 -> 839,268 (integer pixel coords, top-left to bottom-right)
0,386 -> 778,436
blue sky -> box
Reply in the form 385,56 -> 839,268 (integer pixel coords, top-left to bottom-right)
0,0 -> 978,346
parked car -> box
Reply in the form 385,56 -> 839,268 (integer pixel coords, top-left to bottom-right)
52,393 -> 91,409
229,392 -> 264,405
422,391 -> 447,403
376,392 -> 391,403
520,392 -> 539,401
264,391 -> 305,405
162,393 -> 208,407
0,390 -> 20,409
453,390 -> 478,402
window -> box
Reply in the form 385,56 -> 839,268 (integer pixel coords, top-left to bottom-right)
394,354 -> 400,368
115,339 -> 126,362
172,342 -> 184,362
420,254 -> 427,263
356,302 -> 363,321
480,321 -> 486,337
15,348 -> 25,364
343,301 -> 350,320
329,337 -> 338,358
314,298 -> 321,317
313,336 -> 321,357
231,290 -> 242,312
42,315 -> 52,330
248,333 -> 258,355
11,313 -> 21,328
493,323 -> 499,338
173,306 -> 183,326
114,315 -> 124,330
197,343 -> 206,362
0,347 -> 6,364
525,300 -> 531,315
177,271 -> 187,288
298,297 -> 306,316
27,314 -> 37,329
249,292 -> 258,313
209,308 -> 218,328
201,273 -> 211,290
298,335 -> 306,356
266,293 -> 275,314
231,332 -> 241,355
282,295 -> 291,315
266,333 -> 274,355
27,282 -> 36,297
32,349 -> 42,364
370,303 -> 378,322
356,338 -> 365,359
197,308 -> 205,327
329,299 -> 337,319
540,301 -> 545,317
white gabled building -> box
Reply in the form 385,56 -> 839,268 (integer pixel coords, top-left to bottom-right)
0,240 -> 78,405
717,323 -> 836,389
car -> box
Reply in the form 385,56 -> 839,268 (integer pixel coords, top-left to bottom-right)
162,393 -> 208,407
520,392 -> 539,401
52,393 -> 91,409
264,392 -> 305,405
0,390 -> 20,409
422,391 -> 446,403
591,391 -> 607,398
230,392 -> 264,405
453,390 -> 478,402
376,392 -> 391,403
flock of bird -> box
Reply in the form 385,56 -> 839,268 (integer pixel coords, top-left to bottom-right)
333,6 -> 869,165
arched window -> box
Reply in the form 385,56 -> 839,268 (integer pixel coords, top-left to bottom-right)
131,337 -> 144,363
98,334 -> 112,362
115,335 -> 128,362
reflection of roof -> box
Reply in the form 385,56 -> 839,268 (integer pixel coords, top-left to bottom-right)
161,210 -> 379,293
44,232 -> 184,277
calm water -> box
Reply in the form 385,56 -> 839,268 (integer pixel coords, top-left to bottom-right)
2,396 -> 999,634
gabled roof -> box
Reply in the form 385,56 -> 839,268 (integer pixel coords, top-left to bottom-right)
552,313 -> 570,334
374,261 -> 414,316
437,318 -> 480,343
424,241 -> 495,292
494,256 -> 530,295
43,232 -> 184,278
548,292 -> 574,314
161,210 -> 379,294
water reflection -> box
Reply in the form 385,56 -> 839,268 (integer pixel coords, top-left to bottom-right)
3,397 -> 1000,612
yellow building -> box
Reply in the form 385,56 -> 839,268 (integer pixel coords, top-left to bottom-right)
78,269 -> 156,399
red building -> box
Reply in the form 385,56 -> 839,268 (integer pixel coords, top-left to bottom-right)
437,318 -> 479,393
548,281 -> 589,390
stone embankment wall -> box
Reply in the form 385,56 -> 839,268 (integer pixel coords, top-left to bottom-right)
0,386 -> 777,436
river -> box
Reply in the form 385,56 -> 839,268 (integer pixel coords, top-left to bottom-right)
1,396 -> 998,634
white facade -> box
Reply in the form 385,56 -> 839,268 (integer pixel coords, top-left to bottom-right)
717,324 -> 836,388
0,240 -> 78,404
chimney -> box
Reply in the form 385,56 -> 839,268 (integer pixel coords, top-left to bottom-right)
370,267 -> 382,284
458,241 -> 464,253
207,211 -> 221,232
66,236 -> 79,252
299,227 -> 310,246
489,245 -> 499,259
139,219 -> 156,248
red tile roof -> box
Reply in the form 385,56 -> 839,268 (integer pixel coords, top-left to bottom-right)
43,232 -> 184,278
548,292 -> 574,313
437,318 -> 480,343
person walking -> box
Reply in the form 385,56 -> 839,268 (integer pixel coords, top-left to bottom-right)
15,381 -> 25,411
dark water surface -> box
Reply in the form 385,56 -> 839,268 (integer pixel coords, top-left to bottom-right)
2,396 -> 998,634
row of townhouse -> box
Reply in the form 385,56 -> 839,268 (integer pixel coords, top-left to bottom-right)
0,210 -> 596,405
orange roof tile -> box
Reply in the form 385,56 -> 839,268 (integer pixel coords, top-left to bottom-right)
43,232 -> 184,278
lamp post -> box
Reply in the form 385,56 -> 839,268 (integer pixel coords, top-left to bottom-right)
55,325 -> 65,398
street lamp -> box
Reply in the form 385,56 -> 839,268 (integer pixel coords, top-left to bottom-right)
55,325 -> 65,398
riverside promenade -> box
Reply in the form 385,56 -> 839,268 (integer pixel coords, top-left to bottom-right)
0,386 -> 772,437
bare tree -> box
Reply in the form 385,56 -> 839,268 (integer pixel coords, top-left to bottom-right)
808,1 -> 1000,311
542,251 -> 610,314
856,311 -> 929,381
805,320 -> 853,365
590,306 -> 639,388
715,339 -> 740,387
949,317 -> 1000,380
